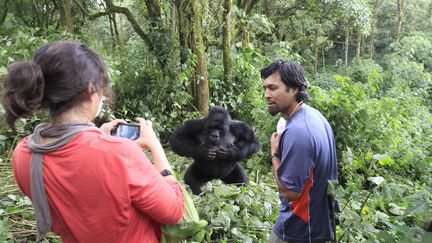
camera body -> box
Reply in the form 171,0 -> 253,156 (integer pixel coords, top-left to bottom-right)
112,124 -> 140,140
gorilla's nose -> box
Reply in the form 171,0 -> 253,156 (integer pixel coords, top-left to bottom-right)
210,134 -> 219,140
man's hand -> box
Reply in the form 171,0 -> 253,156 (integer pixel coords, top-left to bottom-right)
270,132 -> 281,154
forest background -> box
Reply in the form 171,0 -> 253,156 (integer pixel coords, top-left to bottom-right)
0,0 -> 431,242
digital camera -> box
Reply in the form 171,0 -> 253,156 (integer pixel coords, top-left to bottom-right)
112,124 -> 140,140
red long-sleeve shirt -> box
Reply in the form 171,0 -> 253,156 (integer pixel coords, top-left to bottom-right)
12,129 -> 184,243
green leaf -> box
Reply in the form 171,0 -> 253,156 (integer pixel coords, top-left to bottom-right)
214,186 -> 241,198
388,203 -> 406,216
368,176 -> 386,186
372,154 -> 395,166
192,229 -> 206,242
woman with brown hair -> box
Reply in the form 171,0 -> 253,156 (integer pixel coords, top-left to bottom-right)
2,40 -> 184,242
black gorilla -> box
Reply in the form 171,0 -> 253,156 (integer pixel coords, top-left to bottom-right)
169,106 -> 260,195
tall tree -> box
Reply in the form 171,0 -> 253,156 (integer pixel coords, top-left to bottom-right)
369,0 -> 381,59
175,0 -> 192,65
344,20 -> 350,68
175,0 -> 210,113
97,0 -> 172,68
144,0 -> 175,68
91,0 -> 176,66
223,0 -> 233,85
59,0 -> 74,33
395,0 -> 403,42
145,0 -> 161,20
336,0 -> 371,68
108,13 -> 120,49
237,0 -> 259,47
356,28 -> 362,58
0,0 -> 8,25
192,0 -> 209,114
92,0 -> 149,43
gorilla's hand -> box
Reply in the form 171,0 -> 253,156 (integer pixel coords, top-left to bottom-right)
207,147 -> 217,160
217,147 -> 235,160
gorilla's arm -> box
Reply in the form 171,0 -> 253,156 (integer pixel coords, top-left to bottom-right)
218,121 -> 260,161
169,119 -> 212,160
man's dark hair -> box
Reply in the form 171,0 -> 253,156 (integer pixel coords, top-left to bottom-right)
261,60 -> 308,102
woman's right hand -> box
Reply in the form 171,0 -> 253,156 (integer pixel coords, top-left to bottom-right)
134,117 -> 160,150
99,119 -> 126,135
135,117 -> 173,175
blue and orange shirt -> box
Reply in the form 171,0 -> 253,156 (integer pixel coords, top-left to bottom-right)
273,105 -> 338,242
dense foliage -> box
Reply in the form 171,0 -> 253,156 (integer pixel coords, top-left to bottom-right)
1,0 -> 431,242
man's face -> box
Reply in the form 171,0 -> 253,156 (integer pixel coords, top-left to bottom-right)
263,72 -> 298,116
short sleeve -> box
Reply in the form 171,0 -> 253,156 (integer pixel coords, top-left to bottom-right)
277,128 -> 313,193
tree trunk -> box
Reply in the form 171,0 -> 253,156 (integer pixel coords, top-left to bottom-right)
369,0 -> 380,59
175,0 -> 192,65
314,46 -> 318,73
59,0 -> 74,33
108,14 -> 117,49
238,0 -> 259,14
429,1 -> 432,19
98,0 -> 151,47
322,49 -> 326,71
395,0 -> 404,43
145,0 -> 161,21
175,0 -> 194,99
46,0 -> 55,30
98,0 -> 171,68
145,0 -> 173,68
356,30 -> 361,58
242,22 -> 250,47
112,13 -> 121,48
31,1 -> 42,27
237,0 -> 258,48
12,1 -> 23,21
344,25 -> 349,69
222,0 -> 233,86
0,0 -> 9,25
192,0 -> 209,114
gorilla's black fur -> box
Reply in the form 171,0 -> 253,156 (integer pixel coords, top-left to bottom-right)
169,106 -> 260,194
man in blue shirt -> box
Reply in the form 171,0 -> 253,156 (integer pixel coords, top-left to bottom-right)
261,60 -> 338,243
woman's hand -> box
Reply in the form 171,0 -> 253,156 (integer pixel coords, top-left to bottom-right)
134,117 -> 161,150
134,118 -> 173,176
270,132 -> 281,154
99,119 -> 127,135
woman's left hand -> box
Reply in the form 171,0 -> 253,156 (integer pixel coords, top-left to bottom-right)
99,119 -> 127,135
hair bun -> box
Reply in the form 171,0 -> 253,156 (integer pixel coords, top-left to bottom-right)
2,61 -> 45,127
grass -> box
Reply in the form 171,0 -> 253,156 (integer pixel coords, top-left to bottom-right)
0,153 -> 60,242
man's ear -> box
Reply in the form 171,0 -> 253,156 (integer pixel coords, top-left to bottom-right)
286,86 -> 299,94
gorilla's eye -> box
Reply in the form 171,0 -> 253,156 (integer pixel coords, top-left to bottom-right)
209,125 -> 221,130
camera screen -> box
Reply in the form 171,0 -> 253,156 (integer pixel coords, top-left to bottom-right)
113,124 -> 140,140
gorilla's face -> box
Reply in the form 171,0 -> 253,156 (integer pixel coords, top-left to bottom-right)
207,127 -> 222,146
205,110 -> 230,147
